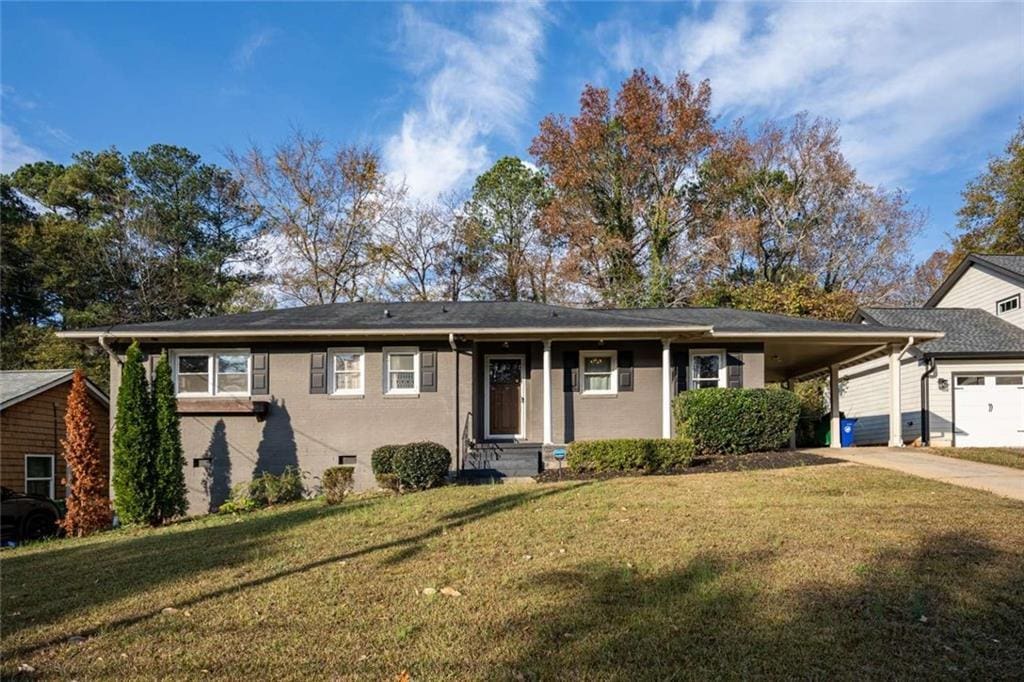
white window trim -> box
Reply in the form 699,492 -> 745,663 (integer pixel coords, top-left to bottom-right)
25,454 -> 55,499
170,349 -> 251,398
328,347 -> 365,396
579,349 -> 618,396
383,346 -> 420,395
996,293 -> 1020,315
688,349 -> 727,390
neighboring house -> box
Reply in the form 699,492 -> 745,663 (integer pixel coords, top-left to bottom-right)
841,254 -> 1024,447
0,370 -> 110,499
59,302 -> 937,513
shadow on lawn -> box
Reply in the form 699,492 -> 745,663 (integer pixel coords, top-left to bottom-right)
4,482 -> 588,658
496,531 -> 1024,679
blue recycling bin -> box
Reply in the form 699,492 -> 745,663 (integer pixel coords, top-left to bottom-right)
839,418 -> 858,447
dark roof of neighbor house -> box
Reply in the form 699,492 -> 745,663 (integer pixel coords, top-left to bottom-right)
0,370 -> 109,411
925,253 -> 1024,307
857,307 -> 1024,356
59,300 -> 936,339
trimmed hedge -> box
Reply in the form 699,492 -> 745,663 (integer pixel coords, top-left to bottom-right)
673,387 -> 800,455
372,441 -> 452,491
371,445 -> 402,476
392,441 -> 452,490
322,466 -> 355,504
566,438 -> 694,472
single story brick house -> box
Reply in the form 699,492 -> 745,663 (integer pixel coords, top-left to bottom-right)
60,302 -> 939,513
0,370 -> 110,499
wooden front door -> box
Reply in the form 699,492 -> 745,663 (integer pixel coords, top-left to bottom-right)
487,356 -> 523,437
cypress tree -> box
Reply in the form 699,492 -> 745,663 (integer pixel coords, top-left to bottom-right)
153,352 -> 188,521
61,369 -> 112,536
112,340 -> 158,525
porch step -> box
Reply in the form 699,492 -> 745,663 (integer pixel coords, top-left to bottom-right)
463,442 -> 542,479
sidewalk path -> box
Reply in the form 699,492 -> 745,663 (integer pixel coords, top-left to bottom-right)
803,447 -> 1024,502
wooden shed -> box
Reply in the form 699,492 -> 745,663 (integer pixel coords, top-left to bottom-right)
0,370 -> 109,499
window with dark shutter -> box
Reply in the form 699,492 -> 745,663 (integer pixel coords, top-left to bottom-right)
251,352 -> 269,395
421,350 -> 437,392
563,352 -> 579,392
310,352 -> 327,394
617,350 -> 634,392
726,352 -> 743,388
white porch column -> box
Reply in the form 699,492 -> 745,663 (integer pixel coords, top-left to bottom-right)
829,364 -> 841,449
542,339 -> 553,445
888,343 -> 903,447
662,339 -> 672,438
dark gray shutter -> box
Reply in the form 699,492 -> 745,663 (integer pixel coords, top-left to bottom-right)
617,350 -> 634,392
563,352 -> 579,392
421,350 -> 437,392
674,351 -> 688,393
251,352 -> 269,395
726,351 -> 743,388
310,352 -> 327,394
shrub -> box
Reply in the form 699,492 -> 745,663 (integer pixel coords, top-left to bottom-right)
566,438 -> 694,472
322,466 -> 355,504
152,353 -> 188,523
673,387 -> 800,455
219,482 -> 259,514
220,467 -> 306,513
376,473 -> 401,493
371,445 -> 402,475
391,441 -> 451,491
251,466 -> 306,506
112,340 -> 158,525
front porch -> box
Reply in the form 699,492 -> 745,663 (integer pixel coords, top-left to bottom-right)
456,334 -> 923,478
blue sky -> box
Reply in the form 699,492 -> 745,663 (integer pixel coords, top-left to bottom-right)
2,2 -> 1022,262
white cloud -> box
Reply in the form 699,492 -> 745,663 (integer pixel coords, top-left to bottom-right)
1,123 -> 46,172
385,2 -> 547,200
602,2 -> 1023,185
232,29 -> 277,71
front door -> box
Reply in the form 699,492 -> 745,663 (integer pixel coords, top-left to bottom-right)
487,356 -> 524,438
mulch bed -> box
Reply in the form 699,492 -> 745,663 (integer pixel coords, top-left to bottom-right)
535,450 -> 846,483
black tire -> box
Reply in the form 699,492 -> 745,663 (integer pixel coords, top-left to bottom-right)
20,511 -> 57,542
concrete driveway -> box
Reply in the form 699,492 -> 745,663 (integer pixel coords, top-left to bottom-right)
811,447 -> 1024,502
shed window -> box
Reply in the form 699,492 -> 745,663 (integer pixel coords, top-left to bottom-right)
580,350 -> 617,395
25,455 -> 54,498
173,350 -> 251,396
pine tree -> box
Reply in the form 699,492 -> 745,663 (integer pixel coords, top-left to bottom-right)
60,369 -> 112,536
112,340 -> 158,525
153,352 -> 188,521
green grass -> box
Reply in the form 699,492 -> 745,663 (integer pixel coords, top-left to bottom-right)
925,447 -> 1024,470
3,462 -> 1023,680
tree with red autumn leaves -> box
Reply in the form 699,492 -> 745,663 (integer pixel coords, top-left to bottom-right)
61,369 -> 112,536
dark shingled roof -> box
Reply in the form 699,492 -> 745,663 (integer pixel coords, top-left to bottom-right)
973,254 -> 1024,279
72,301 -> 699,334
64,301 -> 932,337
603,307 -> 890,333
859,307 -> 1024,356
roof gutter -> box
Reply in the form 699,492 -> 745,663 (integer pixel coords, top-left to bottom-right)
98,334 -> 123,367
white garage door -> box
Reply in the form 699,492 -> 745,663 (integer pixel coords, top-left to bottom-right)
954,374 -> 1024,447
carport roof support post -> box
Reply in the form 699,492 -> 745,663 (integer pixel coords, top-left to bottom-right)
830,364 -> 841,449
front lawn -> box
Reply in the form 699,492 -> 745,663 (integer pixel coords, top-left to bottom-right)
3,461 -> 1023,679
925,447 -> 1024,470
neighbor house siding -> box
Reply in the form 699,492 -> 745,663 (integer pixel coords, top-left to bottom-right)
1,383 -> 110,498
839,355 -> 923,445
933,263 -> 1024,329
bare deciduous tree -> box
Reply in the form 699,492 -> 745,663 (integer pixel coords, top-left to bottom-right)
229,132 -> 387,305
